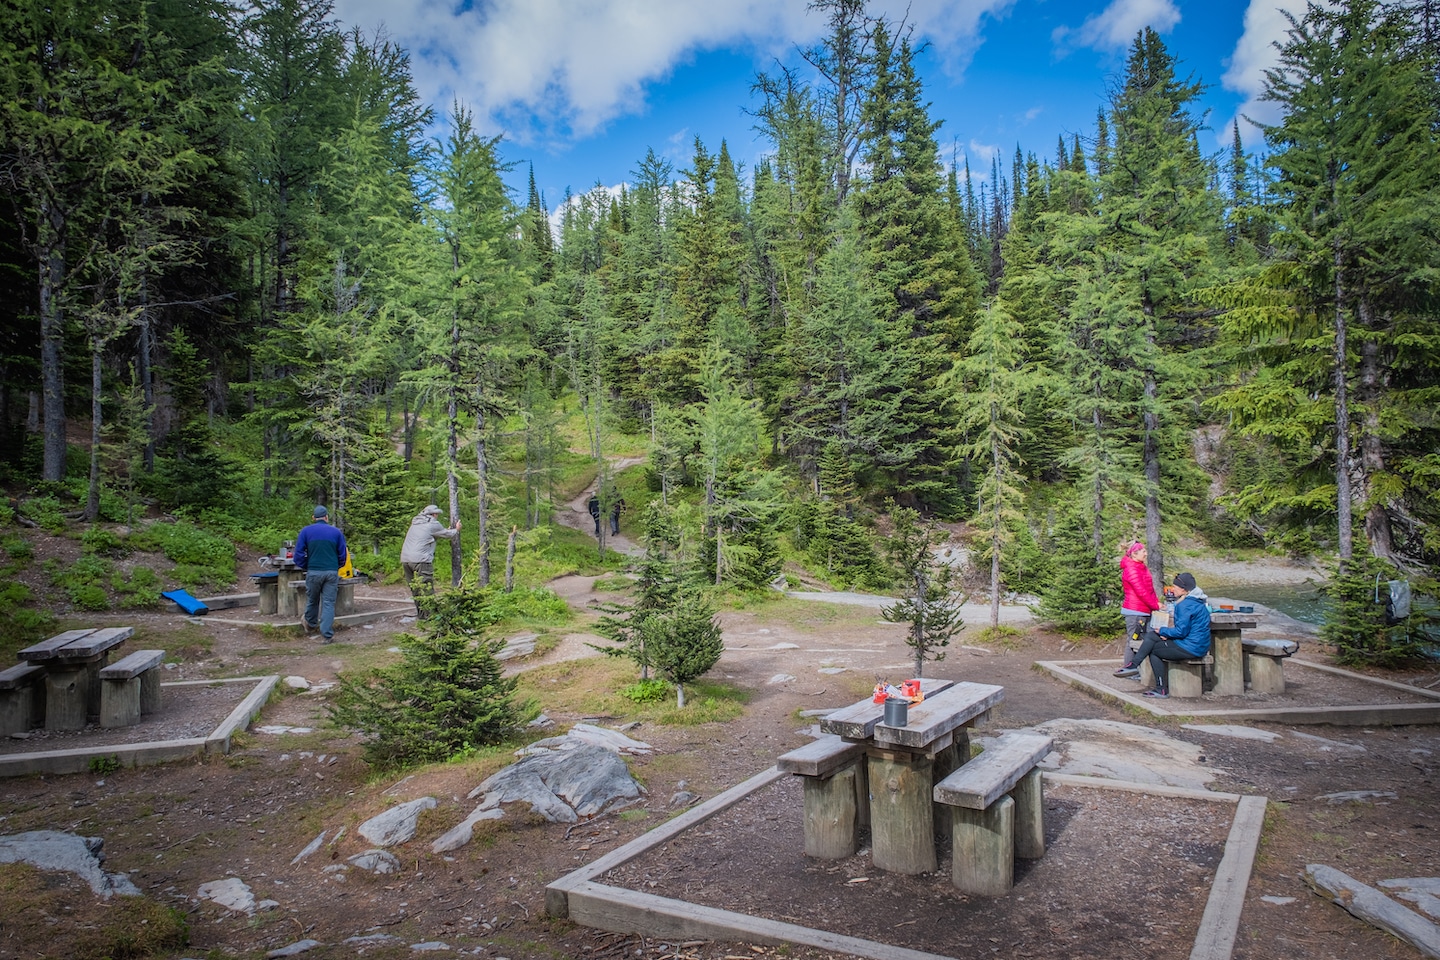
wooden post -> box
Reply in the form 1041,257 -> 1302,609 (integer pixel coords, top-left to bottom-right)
100,677 -> 141,728
867,750 -> 936,874
45,666 -> 89,731
1170,662 -> 1205,698
802,766 -> 858,859
951,795 -> 1014,896
257,579 -> 278,615
279,580 -> 304,618
1211,627 -> 1244,695
139,668 -> 162,714
0,688 -> 34,736
1012,768 -> 1045,859
1247,654 -> 1285,694
336,579 -> 355,615
931,731 -> 968,843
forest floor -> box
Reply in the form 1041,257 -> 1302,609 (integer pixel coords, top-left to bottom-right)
1,523 -> 1438,960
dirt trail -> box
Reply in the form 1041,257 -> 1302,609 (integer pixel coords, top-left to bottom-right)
554,456 -> 646,556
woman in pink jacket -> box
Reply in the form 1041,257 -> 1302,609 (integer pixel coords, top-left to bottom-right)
1118,541 -> 1160,664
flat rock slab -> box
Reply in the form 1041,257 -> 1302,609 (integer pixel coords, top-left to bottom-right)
347,849 -> 401,874
358,796 -> 436,846
1030,718 -> 1217,789
1182,724 -> 1283,742
0,830 -> 139,898
198,876 -> 256,913
518,722 -> 651,756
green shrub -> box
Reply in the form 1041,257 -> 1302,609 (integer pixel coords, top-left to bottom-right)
19,496 -> 66,534
115,566 -> 162,609
1,535 -> 32,562
0,581 -> 52,655
328,609 -> 524,768
621,678 -> 670,703
68,584 -> 110,611
81,526 -> 125,556
125,521 -> 235,585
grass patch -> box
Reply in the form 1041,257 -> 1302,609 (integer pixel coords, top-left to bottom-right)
0,863 -> 190,959
967,624 -> 1027,648
514,658 -> 748,726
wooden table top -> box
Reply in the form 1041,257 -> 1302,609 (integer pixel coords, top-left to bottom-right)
820,679 -> 1004,750
19,627 -> 135,662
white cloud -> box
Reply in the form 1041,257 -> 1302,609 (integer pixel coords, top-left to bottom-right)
1055,0 -> 1181,53
331,0 -> 1017,146
1219,0 -> 1311,139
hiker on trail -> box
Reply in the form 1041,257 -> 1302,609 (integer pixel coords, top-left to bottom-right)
1119,540 -> 1161,666
295,505 -> 348,643
587,494 -> 601,536
1113,572 -> 1211,699
609,497 -> 625,535
400,504 -> 461,618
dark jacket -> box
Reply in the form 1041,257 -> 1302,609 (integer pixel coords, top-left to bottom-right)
1158,593 -> 1211,658
295,521 -> 347,572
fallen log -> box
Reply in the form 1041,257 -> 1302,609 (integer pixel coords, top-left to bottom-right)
1305,863 -> 1440,960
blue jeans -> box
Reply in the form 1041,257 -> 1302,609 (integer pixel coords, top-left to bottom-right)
304,570 -> 340,639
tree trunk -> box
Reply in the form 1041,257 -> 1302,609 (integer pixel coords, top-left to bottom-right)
1333,244 -> 1354,566
475,402 -> 491,587
447,385 -> 462,587
39,202 -> 67,482
505,526 -> 516,593
1355,298 -> 1395,560
86,339 -> 104,522
137,276 -> 155,472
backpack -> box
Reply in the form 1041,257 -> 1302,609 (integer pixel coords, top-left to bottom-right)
1375,575 -> 1411,626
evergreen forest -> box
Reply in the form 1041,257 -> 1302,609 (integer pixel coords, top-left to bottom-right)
2,0 -> 1437,665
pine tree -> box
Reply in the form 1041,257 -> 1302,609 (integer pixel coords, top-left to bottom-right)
880,505 -> 964,676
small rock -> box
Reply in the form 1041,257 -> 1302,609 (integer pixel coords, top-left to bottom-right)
291,831 -> 327,865
347,850 -> 401,875
198,877 -> 256,914
8,732 -> 30,740
266,940 -> 322,958
768,674 -> 797,684
283,676 -> 311,690
1317,790 -> 1397,805
1261,895 -> 1296,905
357,797 -> 437,847
344,934 -> 404,947
410,943 -> 451,952
818,666 -> 846,675
669,791 -> 700,808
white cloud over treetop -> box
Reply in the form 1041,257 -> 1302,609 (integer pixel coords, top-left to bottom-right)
1220,0 -> 1311,137
1053,0 -> 1180,52
332,0 -> 1016,143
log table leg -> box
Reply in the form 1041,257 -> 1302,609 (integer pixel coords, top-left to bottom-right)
931,731 -> 969,844
868,750 -> 936,874
1012,768 -> 1046,859
1211,627 -> 1244,696
45,666 -> 90,731
278,581 -> 304,619
336,579 -> 355,615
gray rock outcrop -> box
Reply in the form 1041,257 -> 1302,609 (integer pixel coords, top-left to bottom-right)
0,831 -> 140,898
357,796 -> 436,847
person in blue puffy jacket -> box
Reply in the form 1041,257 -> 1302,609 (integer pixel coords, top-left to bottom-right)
1112,572 -> 1211,699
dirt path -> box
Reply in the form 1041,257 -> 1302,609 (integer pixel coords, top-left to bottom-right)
554,456 -> 646,556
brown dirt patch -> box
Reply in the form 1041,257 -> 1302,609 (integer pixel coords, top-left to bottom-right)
0,575 -> 1437,960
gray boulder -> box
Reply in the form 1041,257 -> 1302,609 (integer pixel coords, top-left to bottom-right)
469,744 -> 643,824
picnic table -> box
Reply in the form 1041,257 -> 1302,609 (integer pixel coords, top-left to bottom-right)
819,678 -> 1005,874
254,558 -> 359,619
17,627 -> 135,731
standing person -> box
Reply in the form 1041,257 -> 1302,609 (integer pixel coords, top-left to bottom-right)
400,504 -> 461,618
1119,540 -> 1161,666
586,493 -> 601,536
609,496 -> 625,535
295,505 -> 348,643
1114,572 -> 1211,698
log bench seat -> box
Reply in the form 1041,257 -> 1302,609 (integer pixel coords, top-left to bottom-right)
0,662 -> 45,735
1242,637 -> 1299,694
777,735 -> 868,859
98,649 -> 165,729
1128,639 -> 1214,698
932,731 -> 1053,895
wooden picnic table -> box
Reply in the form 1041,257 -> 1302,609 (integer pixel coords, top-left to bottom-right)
820,678 -> 1005,875
18,627 -> 135,730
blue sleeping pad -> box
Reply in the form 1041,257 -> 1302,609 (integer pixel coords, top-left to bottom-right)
162,589 -> 209,616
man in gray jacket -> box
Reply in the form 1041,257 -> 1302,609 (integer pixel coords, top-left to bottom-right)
400,504 -> 461,617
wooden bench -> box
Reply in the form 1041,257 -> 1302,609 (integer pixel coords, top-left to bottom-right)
20,627 -> 135,730
0,663 -> 45,735
933,732 -> 1053,896
98,649 -> 165,729
1128,640 -> 1213,698
280,577 -> 358,619
777,735 -> 868,859
1242,637 -> 1298,694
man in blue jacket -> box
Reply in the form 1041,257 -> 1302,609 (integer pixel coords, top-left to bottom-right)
294,505 -> 348,642
1112,572 -> 1211,699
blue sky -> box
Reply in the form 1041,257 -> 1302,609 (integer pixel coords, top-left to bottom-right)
329,0 -> 1308,209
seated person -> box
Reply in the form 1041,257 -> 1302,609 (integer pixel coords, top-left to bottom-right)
1113,572 -> 1211,699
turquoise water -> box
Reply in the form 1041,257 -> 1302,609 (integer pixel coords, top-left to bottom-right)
1201,580 -> 1327,625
